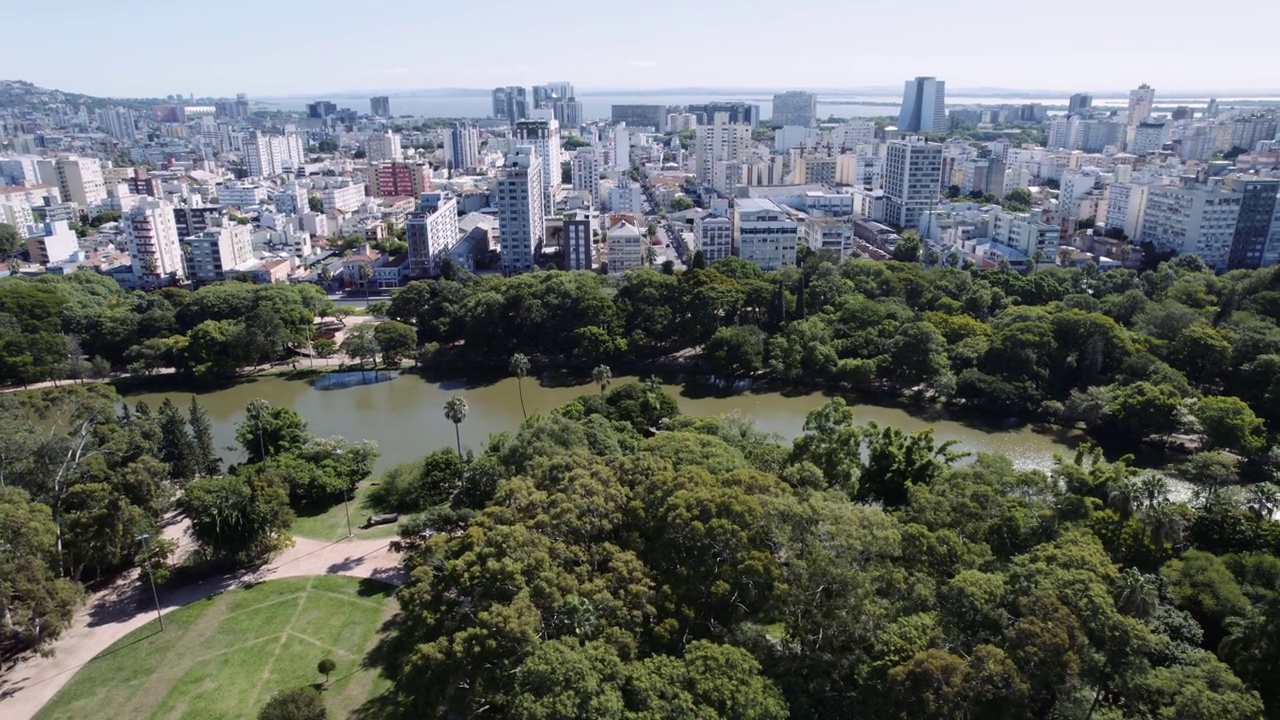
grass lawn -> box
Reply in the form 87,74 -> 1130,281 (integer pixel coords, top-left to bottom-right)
291,483 -> 400,542
36,576 -> 397,720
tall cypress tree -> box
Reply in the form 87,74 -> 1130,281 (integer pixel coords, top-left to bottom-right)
188,395 -> 221,477
157,398 -> 196,482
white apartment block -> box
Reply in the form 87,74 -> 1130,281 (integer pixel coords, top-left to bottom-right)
497,146 -> 546,274
571,147 -> 601,205
734,198 -> 800,271
125,198 -> 185,287
24,220 -> 79,265
406,193 -> 460,276
1059,168 -> 1107,223
184,224 -> 254,284
322,183 -> 366,214
693,211 -> 733,263
218,181 -> 267,207
696,116 -> 751,193
834,121 -> 876,149
606,220 -> 646,274
667,112 -> 698,132
1127,84 -> 1155,125
990,210 -> 1059,262
0,184 -> 61,228
1129,122 -> 1167,156
608,177 -> 643,215
1140,185 -> 1243,272
445,122 -> 480,172
363,131 -> 403,163
276,181 -> 308,214
39,157 -> 106,207
1102,181 -> 1153,240
513,119 -> 562,214
0,157 -> 43,187
883,139 -> 943,230
244,131 -> 305,178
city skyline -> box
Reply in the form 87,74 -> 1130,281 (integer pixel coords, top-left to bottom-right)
8,0 -> 1280,98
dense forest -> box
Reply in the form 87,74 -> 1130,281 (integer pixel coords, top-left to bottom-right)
365,382 -> 1280,719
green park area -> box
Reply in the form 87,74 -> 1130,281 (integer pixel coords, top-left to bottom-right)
36,576 -> 396,720
290,482 -> 401,543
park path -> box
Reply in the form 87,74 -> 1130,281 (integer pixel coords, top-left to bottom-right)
0,518 -> 404,720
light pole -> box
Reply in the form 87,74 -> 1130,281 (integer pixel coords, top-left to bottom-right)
334,448 -> 352,539
136,533 -> 164,631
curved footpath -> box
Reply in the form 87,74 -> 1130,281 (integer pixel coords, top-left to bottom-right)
0,521 -> 404,720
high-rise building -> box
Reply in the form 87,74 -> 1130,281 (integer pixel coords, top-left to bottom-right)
688,102 -> 760,128
534,82 -> 574,107
497,146 -> 545,274
563,213 -> 594,271
1101,181 -> 1151,241
606,220 -> 646,274
1140,184 -> 1242,271
613,124 -> 630,169
276,181 -> 308,214
772,91 -> 818,128
492,87 -> 529,125
571,147 -> 601,205
513,119 -> 562,214
370,96 -> 391,117
696,114 -> 751,193
39,157 -> 107,207
371,163 -> 431,198
1230,114 -> 1279,152
444,122 -> 480,173
1226,175 -> 1280,270
362,131 -> 403,163
183,224 -> 254,284
307,101 -> 338,119
96,106 -> 137,141
1068,93 -> 1094,115
24,220 -> 79,266
1129,122 -> 1168,155
321,182 -> 366,214
611,105 -> 667,131
897,77 -> 946,133
1127,84 -> 1155,126
406,193 -> 460,276
733,198 -> 801,271
883,138 -> 944,230
125,198 -> 185,287
244,131 -> 305,178
173,204 -> 228,239
0,157 -> 43,187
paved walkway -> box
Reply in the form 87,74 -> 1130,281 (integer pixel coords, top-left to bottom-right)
0,521 -> 403,720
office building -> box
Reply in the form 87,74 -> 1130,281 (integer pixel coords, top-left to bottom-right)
772,91 -> 818,128
492,87 -> 529,125
183,224 -> 254,284
444,122 -> 480,173
496,146 -> 545,273
1068,93 -> 1094,114
571,147 -> 601,205
611,105 -> 666,131
563,213 -> 594,271
897,77 -> 947,133
1140,184 -> 1242,271
307,101 -> 338,119
514,119 -> 562,214
533,83 -> 582,128
125,198 -> 185,287
733,198 -> 800,271
688,102 -> 760,128
370,96 -> 391,117
244,131 -> 305,178
606,220 -> 646,274
1226,175 -> 1280,270
39,157 -> 107,207
696,115 -> 751,192
24,220 -> 79,265
215,94 -> 251,120
883,139 -> 943,229
1127,84 -> 1155,125
406,193 -> 460,276
363,131 -> 403,163
321,182 -> 366,213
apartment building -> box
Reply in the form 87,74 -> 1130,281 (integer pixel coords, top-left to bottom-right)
734,198 -> 800,271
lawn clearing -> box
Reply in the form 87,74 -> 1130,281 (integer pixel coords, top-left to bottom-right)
291,482 -> 400,542
36,576 -> 396,720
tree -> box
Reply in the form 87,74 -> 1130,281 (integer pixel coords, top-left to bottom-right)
181,474 -> 294,562
157,398 -> 196,481
307,195 -> 324,213
356,262 -> 375,298
510,353 -> 532,420
592,364 -> 612,397
0,223 -> 23,255
690,250 -> 707,270
373,320 -> 416,366
1193,396 -> 1266,455
705,326 -> 765,377
893,233 -> 921,262
313,339 -> 337,359
0,487 -> 83,654
188,396 -> 221,477
258,686 -> 326,720
236,399 -> 309,463
317,657 -> 336,686
339,324 -> 379,369
444,395 -> 468,458
672,196 -> 695,211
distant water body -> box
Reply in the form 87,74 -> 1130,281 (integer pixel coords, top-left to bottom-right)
256,90 -> 1280,121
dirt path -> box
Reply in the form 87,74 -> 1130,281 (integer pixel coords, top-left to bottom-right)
0,521 -> 404,720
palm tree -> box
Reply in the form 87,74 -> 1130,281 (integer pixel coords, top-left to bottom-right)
1136,472 -> 1170,512
592,364 -> 612,398
443,395 -> 468,459
1106,477 -> 1141,519
1245,482 -> 1279,521
509,353 -> 531,420
1057,245 -> 1074,267
356,262 -> 374,298
1142,501 -> 1186,549
1115,568 -> 1159,619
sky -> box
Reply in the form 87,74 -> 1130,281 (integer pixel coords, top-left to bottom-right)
9,0 -> 1280,98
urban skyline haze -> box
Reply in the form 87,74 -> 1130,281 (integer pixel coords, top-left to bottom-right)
9,0 -> 1280,98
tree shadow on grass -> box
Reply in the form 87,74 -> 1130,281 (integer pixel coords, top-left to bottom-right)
355,577 -> 397,599
346,613 -> 407,719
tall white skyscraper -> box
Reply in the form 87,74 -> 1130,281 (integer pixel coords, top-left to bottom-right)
444,122 -> 480,173
513,119 -> 561,214
696,114 -> 751,193
571,147 -> 601,205
896,77 -> 947,133
38,157 -> 107,207
1127,84 -> 1155,126
613,124 -> 630,169
125,198 -> 185,287
497,146 -> 545,274
883,138 -> 944,230
362,131 -> 402,163
244,131 -> 305,178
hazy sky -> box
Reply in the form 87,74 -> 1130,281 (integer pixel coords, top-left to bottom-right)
10,0 -> 1280,97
